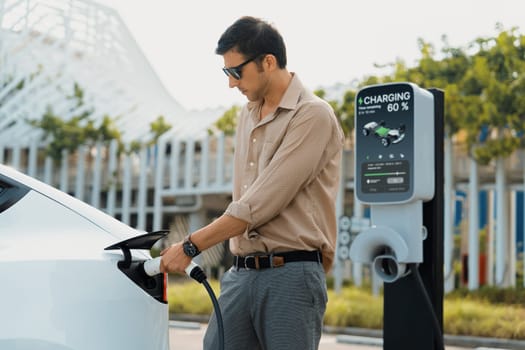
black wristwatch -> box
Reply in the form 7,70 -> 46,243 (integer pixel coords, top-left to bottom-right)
182,235 -> 201,258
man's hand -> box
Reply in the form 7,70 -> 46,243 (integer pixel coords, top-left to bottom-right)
159,242 -> 192,274
158,214 -> 248,274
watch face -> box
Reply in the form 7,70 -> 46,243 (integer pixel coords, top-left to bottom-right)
183,241 -> 198,257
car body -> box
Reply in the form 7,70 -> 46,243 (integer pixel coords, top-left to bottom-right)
0,164 -> 169,350
363,121 -> 405,147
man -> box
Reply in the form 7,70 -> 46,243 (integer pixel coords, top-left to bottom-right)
160,16 -> 344,350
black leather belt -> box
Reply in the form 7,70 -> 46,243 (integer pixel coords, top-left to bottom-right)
233,250 -> 322,270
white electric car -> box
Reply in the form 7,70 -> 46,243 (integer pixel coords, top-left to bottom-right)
0,164 -> 169,350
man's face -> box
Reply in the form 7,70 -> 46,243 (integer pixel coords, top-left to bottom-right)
222,50 -> 268,102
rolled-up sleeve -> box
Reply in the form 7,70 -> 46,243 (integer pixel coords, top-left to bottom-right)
224,200 -> 253,224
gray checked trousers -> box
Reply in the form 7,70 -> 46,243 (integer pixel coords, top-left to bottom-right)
203,261 -> 328,350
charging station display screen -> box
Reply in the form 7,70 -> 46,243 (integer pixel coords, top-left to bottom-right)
355,83 -> 414,203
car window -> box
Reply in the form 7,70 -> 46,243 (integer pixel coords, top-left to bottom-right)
0,176 -> 30,214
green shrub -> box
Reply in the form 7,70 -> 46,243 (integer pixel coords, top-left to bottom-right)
325,288 -> 383,329
168,280 -> 220,315
446,286 -> 525,305
444,299 -> 525,339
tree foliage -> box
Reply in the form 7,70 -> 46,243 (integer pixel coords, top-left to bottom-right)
392,26 -> 525,165
29,82 -> 120,161
30,107 -> 121,160
29,83 -> 172,160
149,115 -> 172,141
210,105 -> 239,136
469,27 -> 525,164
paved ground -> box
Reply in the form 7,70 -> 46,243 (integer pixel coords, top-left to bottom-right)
168,321 -> 480,350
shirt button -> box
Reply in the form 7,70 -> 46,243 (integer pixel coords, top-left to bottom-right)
249,161 -> 255,167
252,138 -> 257,143
243,184 -> 248,189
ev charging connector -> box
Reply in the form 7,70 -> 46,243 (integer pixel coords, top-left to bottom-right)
350,82 -> 435,283
144,256 -> 225,350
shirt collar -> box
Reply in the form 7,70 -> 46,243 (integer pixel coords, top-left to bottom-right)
247,73 -> 303,112
278,73 -> 302,110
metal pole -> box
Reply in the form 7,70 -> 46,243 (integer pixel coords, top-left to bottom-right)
334,151 -> 345,294
468,157 -> 480,289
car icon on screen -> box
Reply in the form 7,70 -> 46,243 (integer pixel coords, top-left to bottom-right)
363,121 -> 406,147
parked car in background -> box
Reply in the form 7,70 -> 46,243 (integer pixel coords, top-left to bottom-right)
0,164 -> 169,350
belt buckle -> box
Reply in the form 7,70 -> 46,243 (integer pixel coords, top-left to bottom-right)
244,255 -> 258,270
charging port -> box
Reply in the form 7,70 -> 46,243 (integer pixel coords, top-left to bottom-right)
105,231 -> 169,303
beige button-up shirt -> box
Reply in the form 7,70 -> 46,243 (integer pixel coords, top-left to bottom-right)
225,74 -> 344,270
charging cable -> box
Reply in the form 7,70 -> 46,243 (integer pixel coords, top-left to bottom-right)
409,263 -> 444,350
143,257 -> 225,350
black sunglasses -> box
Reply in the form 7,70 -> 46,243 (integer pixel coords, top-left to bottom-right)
222,55 -> 263,80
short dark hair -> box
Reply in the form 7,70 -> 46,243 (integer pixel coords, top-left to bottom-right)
215,16 -> 287,69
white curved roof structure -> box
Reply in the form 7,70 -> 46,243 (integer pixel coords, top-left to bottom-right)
0,0 -> 222,146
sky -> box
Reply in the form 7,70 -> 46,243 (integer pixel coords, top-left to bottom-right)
101,0 -> 522,111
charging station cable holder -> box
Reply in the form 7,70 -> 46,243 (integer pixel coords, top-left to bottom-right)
350,200 -> 424,282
